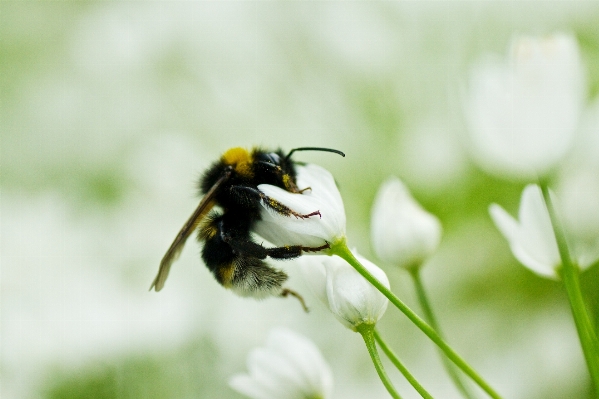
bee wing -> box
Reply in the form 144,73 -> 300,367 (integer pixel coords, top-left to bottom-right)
150,170 -> 231,292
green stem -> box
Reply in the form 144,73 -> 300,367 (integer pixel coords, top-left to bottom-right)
539,182 -> 599,395
330,240 -> 503,399
373,328 -> 434,399
410,269 -> 477,399
357,324 -> 403,399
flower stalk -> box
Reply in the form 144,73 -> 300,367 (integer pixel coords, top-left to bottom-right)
539,181 -> 599,394
373,328 -> 434,399
357,324 -> 402,399
409,269 -> 477,399
330,238 -> 503,399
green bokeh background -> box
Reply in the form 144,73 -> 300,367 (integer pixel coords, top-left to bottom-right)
2,2 -> 598,399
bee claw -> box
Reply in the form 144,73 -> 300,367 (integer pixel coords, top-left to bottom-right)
281,288 -> 309,312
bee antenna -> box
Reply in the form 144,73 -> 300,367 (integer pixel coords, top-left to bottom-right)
286,147 -> 345,160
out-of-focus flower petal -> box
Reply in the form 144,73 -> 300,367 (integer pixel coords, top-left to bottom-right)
229,328 -> 333,399
371,177 -> 442,269
296,255 -> 328,306
489,201 -> 558,279
464,33 -> 585,178
490,184 -> 598,279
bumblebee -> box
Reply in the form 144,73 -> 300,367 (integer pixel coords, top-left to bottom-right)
150,146 -> 344,310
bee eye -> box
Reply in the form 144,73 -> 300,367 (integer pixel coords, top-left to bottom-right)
266,153 -> 281,164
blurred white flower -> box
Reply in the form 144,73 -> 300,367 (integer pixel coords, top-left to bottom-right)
371,177 -> 442,269
229,327 -> 333,399
464,33 -> 585,178
299,252 -> 390,331
255,164 -> 346,248
557,98 -> 599,265
558,169 -> 599,268
489,185 -> 599,279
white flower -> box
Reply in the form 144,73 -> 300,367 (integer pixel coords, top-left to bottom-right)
489,184 -> 598,279
371,177 -> 442,269
298,252 -> 390,330
557,100 -> 599,267
254,164 -> 346,248
229,327 -> 333,399
558,169 -> 599,268
464,33 -> 585,178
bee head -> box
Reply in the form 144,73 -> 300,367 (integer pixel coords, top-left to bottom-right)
251,149 -> 295,190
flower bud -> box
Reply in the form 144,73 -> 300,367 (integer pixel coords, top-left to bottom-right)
299,252 -> 390,331
371,177 -> 442,269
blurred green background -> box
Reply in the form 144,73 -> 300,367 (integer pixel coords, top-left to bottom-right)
2,2 -> 598,399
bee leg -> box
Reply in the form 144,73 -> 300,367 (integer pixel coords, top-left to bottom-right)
222,235 -> 268,259
229,185 -> 321,219
223,234 -> 330,260
301,241 -> 330,252
264,195 -> 321,219
281,288 -> 309,312
265,241 -> 330,259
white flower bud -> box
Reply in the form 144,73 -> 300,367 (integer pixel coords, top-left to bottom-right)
371,177 -> 442,269
298,252 -> 390,331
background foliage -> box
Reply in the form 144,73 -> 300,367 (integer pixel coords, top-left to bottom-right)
2,2 -> 598,398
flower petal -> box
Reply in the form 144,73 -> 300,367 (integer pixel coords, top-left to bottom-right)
371,177 -> 442,268
464,33 -> 584,178
248,348 -> 308,397
489,203 -> 520,245
229,374 -> 278,399
255,164 -> 346,247
267,328 -> 333,398
489,186 -> 561,279
323,253 -> 389,329
296,255 -> 329,306
517,185 -> 561,270
229,328 -> 333,399
256,185 -> 331,247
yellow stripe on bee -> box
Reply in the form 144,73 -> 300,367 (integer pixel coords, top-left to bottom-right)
198,221 -> 218,240
222,147 -> 254,178
218,264 -> 235,287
